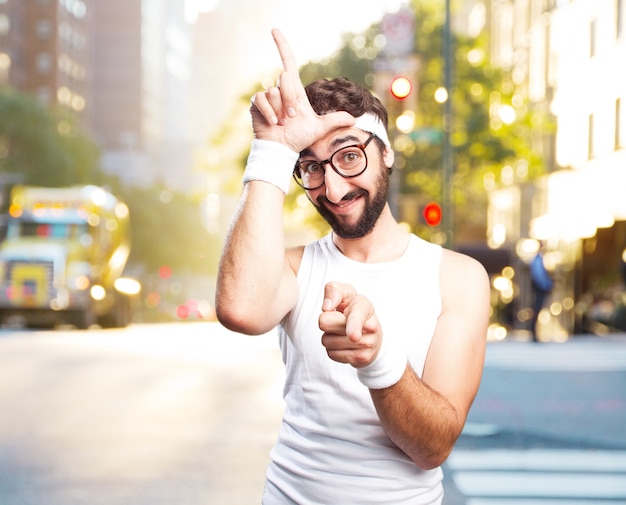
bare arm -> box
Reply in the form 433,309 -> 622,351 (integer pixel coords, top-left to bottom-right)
215,182 -> 299,334
372,251 -> 489,468
215,29 -> 354,334
320,251 -> 490,469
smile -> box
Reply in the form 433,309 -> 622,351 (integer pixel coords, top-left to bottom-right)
325,192 -> 364,213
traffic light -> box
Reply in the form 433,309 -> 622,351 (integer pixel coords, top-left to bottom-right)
387,75 -> 417,133
422,202 -> 442,227
390,76 -> 412,100
158,265 -> 172,279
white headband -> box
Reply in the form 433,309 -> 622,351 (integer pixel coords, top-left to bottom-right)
354,112 -> 390,147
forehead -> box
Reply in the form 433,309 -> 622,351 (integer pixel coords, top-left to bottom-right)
300,128 -> 369,159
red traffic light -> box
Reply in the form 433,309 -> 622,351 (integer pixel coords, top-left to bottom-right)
390,76 -> 412,99
423,202 -> 442,226
159,265 -> 172,279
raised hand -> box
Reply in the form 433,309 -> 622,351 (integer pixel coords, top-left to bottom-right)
318,281 -> 383,368
250,29 -> 355,153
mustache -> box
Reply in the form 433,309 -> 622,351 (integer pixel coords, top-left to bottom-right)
317,189 -> 368,207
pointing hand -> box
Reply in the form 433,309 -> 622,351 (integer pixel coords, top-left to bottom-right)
318,282 -> 383,368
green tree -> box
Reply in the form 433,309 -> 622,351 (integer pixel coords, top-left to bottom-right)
400,2 -> 549,240
0,87 -> 102,187
296,1 -> 550,242
111,183 -> 214,277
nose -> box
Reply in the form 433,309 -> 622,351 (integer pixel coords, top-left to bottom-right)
322,165 -> 351,204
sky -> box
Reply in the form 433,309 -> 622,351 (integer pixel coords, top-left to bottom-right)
186,0 -> 408,140
186,0 -> 406,71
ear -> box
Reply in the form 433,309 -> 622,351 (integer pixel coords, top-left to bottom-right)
383,146 -> 395,169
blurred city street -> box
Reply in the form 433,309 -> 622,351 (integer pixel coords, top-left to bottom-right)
0,323 -> 285,505
0,322 -> 625,504
444,335 -> 626,504
1,1 -> 626,502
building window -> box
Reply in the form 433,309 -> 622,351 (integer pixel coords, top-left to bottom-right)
36,19 -> 53,40
35,52 -> 53,74
0,52 -> 10,84
37,86 -> 52,105
61,0 -> 87,19
617,98 -> 623,150
0,14 -> 9,36
588,113 -> 595,159
590,19 -> 596,58
544,0 -> 557,11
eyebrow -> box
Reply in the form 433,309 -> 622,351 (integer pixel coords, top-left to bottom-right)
300,135 -> 363,159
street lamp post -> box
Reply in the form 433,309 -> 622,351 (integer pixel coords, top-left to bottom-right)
442,0 -> 454,247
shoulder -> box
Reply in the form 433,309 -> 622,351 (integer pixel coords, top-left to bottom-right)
441,248 -> 487,275
440,248 -> 490,302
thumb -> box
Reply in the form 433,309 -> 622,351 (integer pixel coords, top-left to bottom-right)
322,281 -> 356,312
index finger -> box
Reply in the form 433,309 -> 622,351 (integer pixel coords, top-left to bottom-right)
272,28 -> 299,75
343,296 -> 375,342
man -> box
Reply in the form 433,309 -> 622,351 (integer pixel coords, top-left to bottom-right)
529,246 -> 553,342
216,29 -> 490,504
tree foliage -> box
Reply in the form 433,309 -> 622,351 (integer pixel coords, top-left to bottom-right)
106,182 -> 214,277
0,87 -> 214,278
0,87 -> 102,187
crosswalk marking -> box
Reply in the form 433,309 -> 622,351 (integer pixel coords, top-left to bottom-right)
448,340 -> 626,503
448,448 -> 626,472
484,341 -> 626,371
466,500 -> 622,505
446,449 -> 626,503
454,471 -> 626,498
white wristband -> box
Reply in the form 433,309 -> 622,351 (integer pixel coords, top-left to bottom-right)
243,139 -> 299,195
357,336 -> 407,389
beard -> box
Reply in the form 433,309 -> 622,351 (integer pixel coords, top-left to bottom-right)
313,166 -> 390,239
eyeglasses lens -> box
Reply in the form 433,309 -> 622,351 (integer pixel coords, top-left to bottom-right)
294,144 -> 368,190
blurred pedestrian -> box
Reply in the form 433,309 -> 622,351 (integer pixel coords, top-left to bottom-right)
529,246 -> 554,342
621,248 -> 626,287
216,29 -> 490,504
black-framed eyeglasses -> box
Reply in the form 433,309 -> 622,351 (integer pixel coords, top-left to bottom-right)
292,133 -> 377,190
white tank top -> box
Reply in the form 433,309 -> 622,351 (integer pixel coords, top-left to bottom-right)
263,234 -> 444,504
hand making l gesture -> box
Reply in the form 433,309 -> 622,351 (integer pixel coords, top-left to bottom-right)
250,29 -> 356,153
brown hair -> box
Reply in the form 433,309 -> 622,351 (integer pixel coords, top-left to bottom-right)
305,77 -> 388,130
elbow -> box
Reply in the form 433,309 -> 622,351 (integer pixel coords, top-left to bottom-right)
215,295 -> 274,336
413,408 -> 466,470
215,300 -> 253,335
408,425 -> 461,471
408,441 -> 455,471
415,447 -> 454,471
215,285 -> 250,334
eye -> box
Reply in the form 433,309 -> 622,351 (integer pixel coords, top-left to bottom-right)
302,161 -> 323,175
338,149 -> 361,165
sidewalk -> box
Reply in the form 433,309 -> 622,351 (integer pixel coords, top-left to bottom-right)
498,329 -> 626,344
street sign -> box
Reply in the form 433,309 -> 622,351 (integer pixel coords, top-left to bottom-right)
381,7 -> 415,56
410,127 -> 443,144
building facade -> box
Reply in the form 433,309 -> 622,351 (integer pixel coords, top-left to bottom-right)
0,0 -> 91,126
91,0 -> 194,190
487,0 -> 626,338
1,0 -> 196,191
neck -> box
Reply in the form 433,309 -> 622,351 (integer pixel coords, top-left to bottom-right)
331,206 -> 409,263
